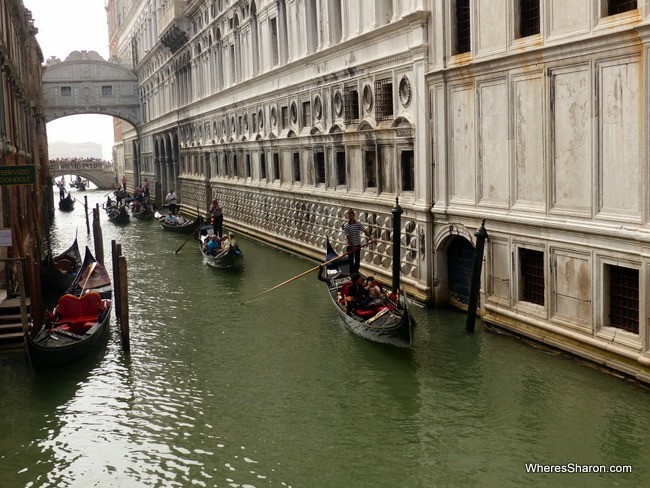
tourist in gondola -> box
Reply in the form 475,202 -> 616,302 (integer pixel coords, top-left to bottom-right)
203,235 -> 223,256
165,188 -> 177,214
164,210 -> 177,224
342,209 -> 374,274
364,276 -> 384,299
208,198 -> 223,237
343,273 -> 376,312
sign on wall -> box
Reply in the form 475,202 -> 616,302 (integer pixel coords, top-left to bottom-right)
0,228 -> 12,247
0,165 -> 36,186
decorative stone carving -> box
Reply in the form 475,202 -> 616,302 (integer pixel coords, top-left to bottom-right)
290,101 -> 297,124
258,108 -> 264,129
362,84 -> 373,112
314,95 -> 322,120
333,90 -> 343,117
270,106 -> 277,128
399,75 -> 411,107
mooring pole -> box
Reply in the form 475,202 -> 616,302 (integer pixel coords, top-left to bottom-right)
391,198 -> 403,294
118,255 -> 130,352
466,219 -> 488,333
111,240 -> 122,319
84,195 -> 90,234
92,205 -> 104,265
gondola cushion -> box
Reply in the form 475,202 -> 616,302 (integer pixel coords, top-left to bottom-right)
55,292 -> 105,325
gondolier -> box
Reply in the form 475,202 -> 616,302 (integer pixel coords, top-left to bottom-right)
166,188 -> 178,214
342,209 -> 374,274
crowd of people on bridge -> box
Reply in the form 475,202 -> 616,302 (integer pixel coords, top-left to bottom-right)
50,157 -> 114,171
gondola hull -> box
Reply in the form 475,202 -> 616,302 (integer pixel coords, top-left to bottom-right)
318,240 -> 415,347
130,207 -> 153,220
108,207 -> 130,224
41,238 -> 82,292
58,194 -> 75,212
199,234 -> 244,269
26,298 -> 112,372
155,212 -> 203,234
66,247 -> 112,299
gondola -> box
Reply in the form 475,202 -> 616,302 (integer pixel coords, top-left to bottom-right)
107,205 -> 130,224
317,200 -> 416,347
198,226 -> 244,269
65,246 -> 112,299
25,291 -> 112,372
58,193 -> 75,212
41,237 -> 83,292
154,211 -> 203,234
129,203 -> 153,220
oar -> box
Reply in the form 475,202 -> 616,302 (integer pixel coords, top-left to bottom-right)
174,229 -> 198,254
240,241 -> 372,305
80,261 -> 98,294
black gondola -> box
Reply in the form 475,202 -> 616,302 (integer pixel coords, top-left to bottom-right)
154,211 -> 203,234
130,204 -> 153,220
199,227 -> 244,269
58,193 -> 75,212
41,237 -> 82,292
25,291 -> 112,372
65,247 -> 112,299
317,200 -> 415,347
107,205 -> 130,224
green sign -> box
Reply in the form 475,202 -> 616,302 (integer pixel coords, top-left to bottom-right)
0,165 -> 36,186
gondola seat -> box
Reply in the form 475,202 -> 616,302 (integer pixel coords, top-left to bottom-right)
52,292 -> 106,333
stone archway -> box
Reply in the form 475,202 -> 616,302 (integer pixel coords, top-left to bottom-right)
42,51 -> 141,128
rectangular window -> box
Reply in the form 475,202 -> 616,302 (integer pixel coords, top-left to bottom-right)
518,0 -> 540,38
102,85 -> 113,96
519,248 -> 544,305
375,79 -> 393,121
281,106 -> 288,129
606,265 -> 639,333
401,150 -> 414,191
344,86 -> 359,124
314,151 -> 325,184
252,113 -> 257,133
293,152 -> 301,182
232,153 -> 238,177
365,150 -> 377,188
238,116 -> 243,136
260,153 -> 267,179
245,153 -> 251,178
60,86 -> 72,97
302,101 -> 311,127
336,150 -> 346,185
270,18 -> 279,65
273,152 -> 280,181
607,0 -> 637,16
454,0 -> 471,54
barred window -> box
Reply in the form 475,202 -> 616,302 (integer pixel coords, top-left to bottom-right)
454,0 -> 471,54
401,150 -> 414,191
518,0 -> 540,38
336,150 -> 346,186
302,101 -> 311,127
102,85 -> 113,96
374,79 -> 393,121
292,152 -> 301,182
60,86 -> 72,97
245,153 -> 251,178
607,265 -> 639,333
260,153 -> 267,180
519,248 -> 544,305
608,0 -> 637,16
344,86 -> 359,124
273,153 -> 280,181
365,150 -> 377,188
314,151 -> 325,185
281,106 -> 288,129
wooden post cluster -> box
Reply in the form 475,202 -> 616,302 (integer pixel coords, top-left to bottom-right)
111,240 -> 130,352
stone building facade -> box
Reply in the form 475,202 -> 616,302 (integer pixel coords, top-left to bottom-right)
429,0 -> 650,382
0,0 -> 50,293
109,0 -> 650,381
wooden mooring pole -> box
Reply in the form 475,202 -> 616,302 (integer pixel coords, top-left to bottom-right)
111,240 -> 121,319
118,255 -> 130,352
84,195 -> 90,234
92,205 -> 104,265
465,220 -> 488,333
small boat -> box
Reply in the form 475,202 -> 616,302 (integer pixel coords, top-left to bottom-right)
77,181 -> 86,191
130,203 -> 153,220
41,237 -> 83,292
25,291 -> 112,372
65,247 -> 112,299
58,193 -> 75,212
154,211 -> 203,234
199,226 -> 244,269
317,201 -> 416,347
107,205 -> 130,224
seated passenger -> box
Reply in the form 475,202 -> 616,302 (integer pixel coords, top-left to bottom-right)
364,276 -> 384,299
345,273 -> 373,310
164,211 -> 177,224
204,235 -> 222,255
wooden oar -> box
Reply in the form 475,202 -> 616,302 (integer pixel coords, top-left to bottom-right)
240,241 -> 372,305
174,228 -> 198,254
80,261 -> 97,294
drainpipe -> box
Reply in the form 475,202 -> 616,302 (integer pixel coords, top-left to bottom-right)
465,219 -> 488,333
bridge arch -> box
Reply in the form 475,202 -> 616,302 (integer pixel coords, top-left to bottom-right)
49,160 -> 116,190
42,51 -> 141,128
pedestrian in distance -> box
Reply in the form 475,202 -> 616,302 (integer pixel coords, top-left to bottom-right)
342,209 -> 374,275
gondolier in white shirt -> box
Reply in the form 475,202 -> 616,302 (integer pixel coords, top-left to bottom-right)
342,209 -> 375,274
165,188 -> 178,214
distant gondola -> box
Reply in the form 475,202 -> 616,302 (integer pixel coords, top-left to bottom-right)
58,193 -> 75,212
41,237 -> 82,292
129,203 -> 153,220
107,205 -> 130,224
154,211 -> 203,234
25,291 -> 112,372
198,226 -> 244,269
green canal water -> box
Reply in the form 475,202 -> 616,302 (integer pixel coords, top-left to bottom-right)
1,189 -> 649,487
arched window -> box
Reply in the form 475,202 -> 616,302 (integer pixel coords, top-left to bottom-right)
251,1 -> 260,75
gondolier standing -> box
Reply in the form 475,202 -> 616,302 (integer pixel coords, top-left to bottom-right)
343,209 -> 374,274
208,198 -> 224,237
166,188 -> 178,214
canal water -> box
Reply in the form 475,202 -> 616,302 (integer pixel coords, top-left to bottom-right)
1,189 -> 649,488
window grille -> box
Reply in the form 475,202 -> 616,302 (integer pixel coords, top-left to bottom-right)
302,101 -> 311,127
520,248 -> 544,305
336,151 -> 346,185
520,0 -> 540,37
344,86 -> 359,124
455,0 -> 471,54
60,86 -> 72,97
609,265 -> 639,333
293,152 -> 301,182
273,153 -> 280,181
260,153 -> 267,179
315,152 -> 325,184
281,106 -> 288,129
401,150 -> 414,191
374,79 -> 393,121
102,85 -> 113,96
608,0 -> 637,15
365,150 -> 377,188
245,154 -> 251,178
